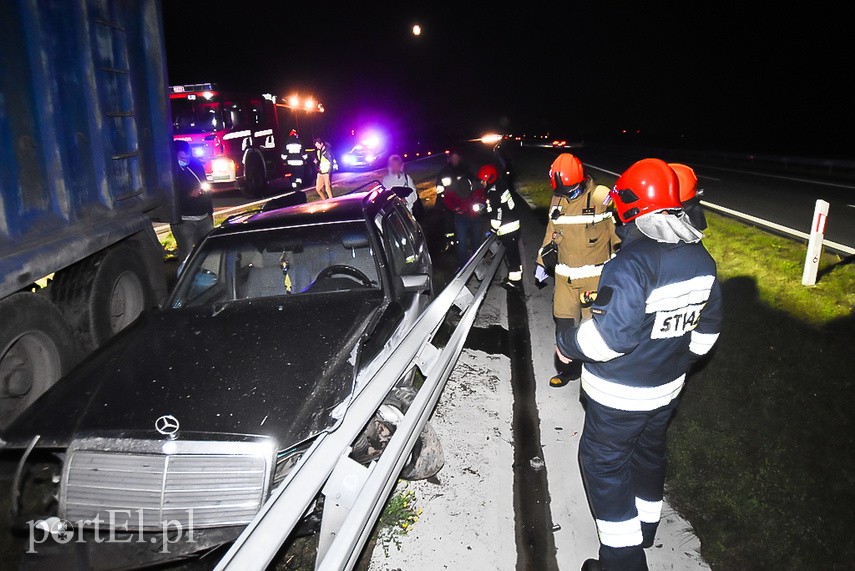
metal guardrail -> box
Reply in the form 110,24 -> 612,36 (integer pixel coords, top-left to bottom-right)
699,200 -> 855,257
214,236 -> 505,571
583,162 -> 855,257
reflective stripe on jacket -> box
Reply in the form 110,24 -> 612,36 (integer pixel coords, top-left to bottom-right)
486,180 -> 520,236
556,223 -> 723,411
537,179 -> 619,277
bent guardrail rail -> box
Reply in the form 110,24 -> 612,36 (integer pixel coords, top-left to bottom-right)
214,236 -> 505,571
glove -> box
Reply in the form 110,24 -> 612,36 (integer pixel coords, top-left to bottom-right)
534,264 -> 549,287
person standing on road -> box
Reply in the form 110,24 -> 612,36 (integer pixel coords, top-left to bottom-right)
282,129 -> 309,188
314,138 -> 334,200
669,163 -> 707,231
536,153 -> 620,388
434,149 -> 477,254
480,164 -> 523,291
555,158 -> 723,571
382,154 -> 419,213
441,165 -> 486,267
171,140 -> 213,262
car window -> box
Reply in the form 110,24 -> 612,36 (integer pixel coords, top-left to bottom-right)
171,222 -> 380,309
384,211 -> 419,276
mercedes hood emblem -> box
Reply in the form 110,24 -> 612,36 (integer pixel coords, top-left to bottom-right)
155,414 -> 180,438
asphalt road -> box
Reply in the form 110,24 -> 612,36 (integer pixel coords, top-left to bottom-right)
537,146 -> 855,250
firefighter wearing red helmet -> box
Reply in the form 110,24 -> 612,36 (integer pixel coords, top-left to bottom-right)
479,163 -> 522,290
669,163 -> 707,231
556,159 -> 723,571
537,153 -> 620,387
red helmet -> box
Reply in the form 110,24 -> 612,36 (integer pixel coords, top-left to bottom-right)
611,159 -> 681,223
549,153 -> 586,198
668,163 -> 698,202
477,164 -> 499,185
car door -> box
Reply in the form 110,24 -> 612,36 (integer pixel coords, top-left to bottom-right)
393,204 -> 433,290
383,208 -> 432,320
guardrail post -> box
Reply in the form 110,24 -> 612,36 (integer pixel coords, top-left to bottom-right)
802,199 -> 830,286
316,453 -> 372,567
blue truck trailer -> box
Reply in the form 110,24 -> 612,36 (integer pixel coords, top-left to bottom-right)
0,0 -> 175,427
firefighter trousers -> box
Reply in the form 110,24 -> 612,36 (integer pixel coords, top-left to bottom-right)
579,395 -> 678,571
499,232 -> 522,282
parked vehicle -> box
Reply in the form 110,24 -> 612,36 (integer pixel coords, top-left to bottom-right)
2,189 -> 441,565
0,0 -> 175,429
170,83 -> 287,197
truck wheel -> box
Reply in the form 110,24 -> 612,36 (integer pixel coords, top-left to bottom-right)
242,155 -> 267,198
0,293 -> 77,426
51,245 -> 153,352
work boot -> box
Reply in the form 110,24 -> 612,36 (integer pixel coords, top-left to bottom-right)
581,559 -> 602,571
549,372 -> 579,387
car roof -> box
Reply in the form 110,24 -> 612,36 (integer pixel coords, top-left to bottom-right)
213,189 -> 397,236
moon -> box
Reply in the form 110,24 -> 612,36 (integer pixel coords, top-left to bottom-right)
412,24 -> 421,36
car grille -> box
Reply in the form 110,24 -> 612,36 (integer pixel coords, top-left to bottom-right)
61,438 -> 273,530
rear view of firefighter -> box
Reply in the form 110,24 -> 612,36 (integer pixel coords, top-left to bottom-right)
537,153 -> 619,387
556,158 -> 722,571
669,163 -> 707,231
480,164 -> 522,291
282,129 -> 309,189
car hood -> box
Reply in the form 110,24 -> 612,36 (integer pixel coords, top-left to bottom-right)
3,290 -> 385,451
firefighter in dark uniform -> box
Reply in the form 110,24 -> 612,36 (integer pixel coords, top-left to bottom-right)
479,164 -> 522,291
669,163 -> 707,231
434,150 -> 477,254
555,158 -> 723,571
537,153 -> 620,387
281,129 -> 309,189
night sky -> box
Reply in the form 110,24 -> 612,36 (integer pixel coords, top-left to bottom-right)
163,2 -> 852,156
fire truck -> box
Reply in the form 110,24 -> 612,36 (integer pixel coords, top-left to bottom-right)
169,83 -> 288,196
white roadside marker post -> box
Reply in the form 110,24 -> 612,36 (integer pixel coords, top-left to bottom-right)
801,199 -> 830,286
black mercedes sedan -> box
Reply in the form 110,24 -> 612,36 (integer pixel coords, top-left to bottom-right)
1,188 -> 437,566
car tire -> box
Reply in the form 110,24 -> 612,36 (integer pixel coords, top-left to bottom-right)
242,154 -> 267,198
51,245 -> 153,352
0,293 -> 78,427
383,387 -> 445,480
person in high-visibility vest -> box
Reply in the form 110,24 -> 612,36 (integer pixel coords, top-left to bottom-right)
479,164 -> 523,291
314,138 -> 334,200
536,153 -> 620,387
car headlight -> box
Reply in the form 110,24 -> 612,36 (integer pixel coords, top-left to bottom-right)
342,154 -> 355,165
366,155 -> 376,163
272,445 -> 311,488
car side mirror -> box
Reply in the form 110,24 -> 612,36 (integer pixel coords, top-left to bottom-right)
401,274 -> 430,293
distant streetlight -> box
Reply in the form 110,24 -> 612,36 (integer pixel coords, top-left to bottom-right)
412,24 -> 421,36
304,97 -> 315,111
